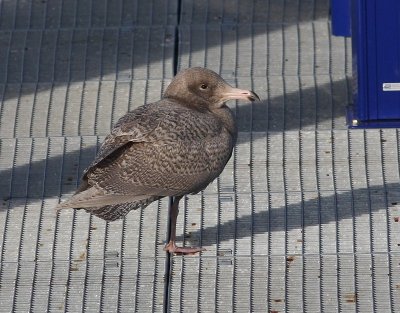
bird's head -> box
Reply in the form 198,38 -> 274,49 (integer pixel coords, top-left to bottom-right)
164,67 -> 260,110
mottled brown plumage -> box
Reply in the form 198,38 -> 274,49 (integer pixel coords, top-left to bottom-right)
56,67 -> 259,254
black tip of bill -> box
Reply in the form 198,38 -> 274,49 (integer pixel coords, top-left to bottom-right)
248,91 -> 260,102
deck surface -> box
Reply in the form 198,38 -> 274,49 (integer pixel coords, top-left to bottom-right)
0,0 -> 399,312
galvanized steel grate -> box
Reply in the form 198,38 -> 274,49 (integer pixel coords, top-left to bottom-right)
1,0 -> 399,312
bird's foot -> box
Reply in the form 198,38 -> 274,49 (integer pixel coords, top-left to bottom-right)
163,241 -> 206,255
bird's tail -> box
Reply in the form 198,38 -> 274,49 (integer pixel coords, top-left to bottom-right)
55,186 -> 162,221
85,196 -> 161,221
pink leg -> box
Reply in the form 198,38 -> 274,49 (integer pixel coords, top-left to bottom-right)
163,196 -> 206,255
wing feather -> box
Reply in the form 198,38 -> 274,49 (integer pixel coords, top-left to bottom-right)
68,100 -> 234,208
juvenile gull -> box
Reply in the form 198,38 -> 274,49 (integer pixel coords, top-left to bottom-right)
56,67 -> 260,254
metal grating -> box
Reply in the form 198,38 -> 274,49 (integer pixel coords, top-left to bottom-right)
0,0 -> 178,30
179,0 -> 330,24
0,80 -> 171,138
177,23 -> 352,78
167,129 -> 400,312
1,0 -> 400,312
0,27 -> 175,84
0,183 -> 168,313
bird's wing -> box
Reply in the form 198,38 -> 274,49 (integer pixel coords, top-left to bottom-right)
82,104 -> 162,177
75,103 -> 233,202
80,141 -> 232,203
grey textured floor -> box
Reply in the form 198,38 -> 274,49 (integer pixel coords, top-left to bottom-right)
1,0 -> 399,312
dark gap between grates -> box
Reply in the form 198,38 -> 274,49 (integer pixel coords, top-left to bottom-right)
164,1 -> 182,313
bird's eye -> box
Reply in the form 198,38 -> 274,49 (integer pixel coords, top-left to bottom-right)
200,84 -> 208,90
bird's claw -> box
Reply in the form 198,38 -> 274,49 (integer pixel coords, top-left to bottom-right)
164,241 -> 206,255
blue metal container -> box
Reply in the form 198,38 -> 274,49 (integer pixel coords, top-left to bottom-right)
331,0 -> 351,37
348,0 -> 400,128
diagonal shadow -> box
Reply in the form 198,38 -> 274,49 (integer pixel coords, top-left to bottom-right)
0,74 -> 351,202
174,184 -> 400,248
0,0 -> 333,93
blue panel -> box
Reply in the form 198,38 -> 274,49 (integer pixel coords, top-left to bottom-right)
350,0 -> 369,121
348,0 -> 400,128
375,1 -> 400,119
331,0 -> 351,37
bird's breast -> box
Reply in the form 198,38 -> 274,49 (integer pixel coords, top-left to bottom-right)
203,129 -> 234,171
